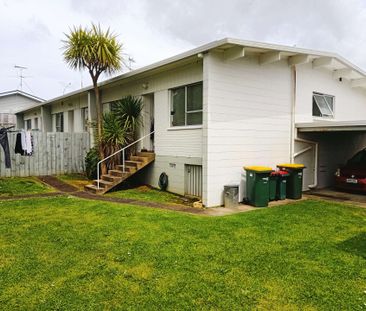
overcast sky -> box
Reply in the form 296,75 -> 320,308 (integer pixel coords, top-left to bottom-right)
1,0 -> 366,100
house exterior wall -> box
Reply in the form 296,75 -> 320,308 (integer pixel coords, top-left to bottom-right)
203,52 -> 292,207
295,63 -> 366,123
50,94 -> 88,133
100,61 -> 204,195
101,61 -> 203,158
294,63 -> 366,190
0,93 -> 41,128
0,94 -> 40,113
23,108 -> 42,130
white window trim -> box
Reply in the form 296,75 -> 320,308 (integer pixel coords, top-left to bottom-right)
82,107 -> 89,132
312,92 -> 335,119
167,125 -> 203,131
170,82 -> 203,127
55,112 -> 64,132
25,119 -> 32,130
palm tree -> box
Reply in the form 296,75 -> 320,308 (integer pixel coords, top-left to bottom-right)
62,24 -> 123,172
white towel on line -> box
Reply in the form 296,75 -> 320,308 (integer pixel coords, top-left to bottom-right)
25,131 -> 32,154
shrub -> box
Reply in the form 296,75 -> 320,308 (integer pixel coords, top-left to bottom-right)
85,147 -> 100,180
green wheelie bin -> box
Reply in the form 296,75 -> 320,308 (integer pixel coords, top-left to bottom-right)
269,170 -> 289,200
269,172 -> 277,201
244,166 -> 273,207
277,164 -> 305,199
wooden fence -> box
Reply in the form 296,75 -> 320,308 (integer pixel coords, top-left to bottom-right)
0,132 -> 90,177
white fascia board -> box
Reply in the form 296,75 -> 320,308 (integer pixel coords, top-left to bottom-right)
19,37 -> 366,113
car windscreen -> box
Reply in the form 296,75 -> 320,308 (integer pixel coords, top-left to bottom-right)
347,149 -> 366,165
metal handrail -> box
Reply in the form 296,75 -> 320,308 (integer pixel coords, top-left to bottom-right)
97,131 -> 155,189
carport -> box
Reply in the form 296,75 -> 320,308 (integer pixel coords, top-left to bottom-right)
295,121 -> 366,190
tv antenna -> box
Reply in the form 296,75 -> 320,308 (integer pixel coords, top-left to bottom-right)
128,56 -> 135,70
14,65 -> 28,91
122,53 -> 135,71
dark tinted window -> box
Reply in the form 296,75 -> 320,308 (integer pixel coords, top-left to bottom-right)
347,150 -> 366,165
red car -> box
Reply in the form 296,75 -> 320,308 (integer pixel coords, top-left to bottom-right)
335,148 -> 366,192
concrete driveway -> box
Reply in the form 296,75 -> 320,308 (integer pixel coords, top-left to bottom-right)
306,188 -> 366,207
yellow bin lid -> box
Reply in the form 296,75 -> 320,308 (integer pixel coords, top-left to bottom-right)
277,163 -> 305,169
244,166 -> 273,172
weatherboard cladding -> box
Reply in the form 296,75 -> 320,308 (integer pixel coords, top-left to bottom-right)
295,63 -> 366,123
203,52 -> 292,206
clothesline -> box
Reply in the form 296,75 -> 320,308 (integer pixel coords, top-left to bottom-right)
0,127 -> 34,169
7,129 -> 39,133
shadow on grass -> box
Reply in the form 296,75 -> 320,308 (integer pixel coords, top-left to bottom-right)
338,232 -> 366,259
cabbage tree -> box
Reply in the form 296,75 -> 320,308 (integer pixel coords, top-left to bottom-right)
62,24 -> 123,172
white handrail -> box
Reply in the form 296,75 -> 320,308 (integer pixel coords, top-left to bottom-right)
97,131 -> 155,189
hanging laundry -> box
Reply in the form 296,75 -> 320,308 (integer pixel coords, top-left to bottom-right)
21,129 -> 27,151
25,131 -> 32,155
0,128 -> 11,168
15,129 -> 33,156
15,133 -> 24,155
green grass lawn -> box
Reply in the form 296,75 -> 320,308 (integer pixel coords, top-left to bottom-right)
107,185 -> 191,204
0,197 -> 365,310
0,177 -> 53,197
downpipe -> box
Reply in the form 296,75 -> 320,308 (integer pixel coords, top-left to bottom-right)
290,65 -> 296,164
290,64 -> 318,189
295,136 -> 318,189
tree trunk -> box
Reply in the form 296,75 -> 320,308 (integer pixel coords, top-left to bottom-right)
93,81 -> 107,175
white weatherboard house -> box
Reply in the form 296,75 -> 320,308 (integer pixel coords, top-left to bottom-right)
17,38 -> 366,207
0,90 -> 43,128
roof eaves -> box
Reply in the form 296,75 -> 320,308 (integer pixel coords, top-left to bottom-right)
0,90 -> 44,102
16,38 -> 366,113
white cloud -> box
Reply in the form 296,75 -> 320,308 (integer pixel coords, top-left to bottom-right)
1,0 -> 366,99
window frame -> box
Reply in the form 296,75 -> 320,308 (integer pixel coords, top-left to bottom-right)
55,112 -> 64,132
170,82 -> 203,127
25,119 -> 32,130
82,107 -> 89,132
34,117 -> 38,130
312,92 -> 335,119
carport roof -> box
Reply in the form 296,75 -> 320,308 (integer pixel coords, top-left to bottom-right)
296,120 -> 366,132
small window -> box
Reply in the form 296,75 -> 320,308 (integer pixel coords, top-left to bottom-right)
34,117 -> 38,130
82,107 -> 89,131
25,119 -> 32,130
171,82 -> 203,127
313,92 -> 334,118
55,112 -> 64,132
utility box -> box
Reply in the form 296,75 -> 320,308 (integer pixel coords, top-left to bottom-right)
244,166 -> 273,207
224,184 -> 239,208
277,164 -> 305,199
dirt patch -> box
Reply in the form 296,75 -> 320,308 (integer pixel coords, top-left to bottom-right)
73,191 -> 206,215
37,176 -> 78,193
0,192 -> 64,201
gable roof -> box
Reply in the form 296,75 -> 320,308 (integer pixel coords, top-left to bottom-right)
17,37 -> 366,113
0,90 -> 44,103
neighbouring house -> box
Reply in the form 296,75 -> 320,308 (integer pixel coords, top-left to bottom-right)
0,90 -> 43,128
16,38 -> 366,207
